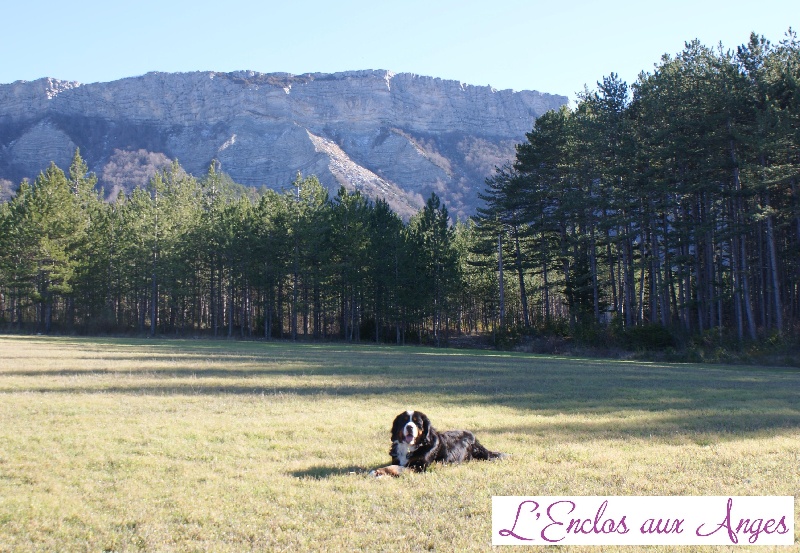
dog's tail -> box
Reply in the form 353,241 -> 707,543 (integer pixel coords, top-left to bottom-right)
472,440 -> 509,461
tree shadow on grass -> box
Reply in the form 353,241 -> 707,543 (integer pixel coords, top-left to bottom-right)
4,342 -> 800,440
488,410 -> 800,445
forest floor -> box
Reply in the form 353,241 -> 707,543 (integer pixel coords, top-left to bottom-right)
0,336 -> 798,551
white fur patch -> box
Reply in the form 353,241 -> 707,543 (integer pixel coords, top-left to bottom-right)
394,440 -> 416,466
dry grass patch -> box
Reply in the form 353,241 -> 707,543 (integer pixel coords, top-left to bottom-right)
0,336 -> 798,552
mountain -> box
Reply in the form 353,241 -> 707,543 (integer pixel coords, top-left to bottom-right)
0,70 -> 567,218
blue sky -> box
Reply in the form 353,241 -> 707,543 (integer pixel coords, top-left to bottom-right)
1,0 -> 796,101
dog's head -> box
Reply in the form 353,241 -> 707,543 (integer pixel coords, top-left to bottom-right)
391,410 -> 432,446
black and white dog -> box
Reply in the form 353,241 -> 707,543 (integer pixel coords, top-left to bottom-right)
370,410 -> 506,477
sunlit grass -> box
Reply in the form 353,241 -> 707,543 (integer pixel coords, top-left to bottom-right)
0,335 -> 798,551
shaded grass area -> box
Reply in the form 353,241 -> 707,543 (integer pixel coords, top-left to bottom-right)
0,336 -> 798,551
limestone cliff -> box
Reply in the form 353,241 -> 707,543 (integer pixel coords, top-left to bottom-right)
0,70 -> 566,218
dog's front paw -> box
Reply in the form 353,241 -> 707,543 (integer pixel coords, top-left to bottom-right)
369,465 -> 406,478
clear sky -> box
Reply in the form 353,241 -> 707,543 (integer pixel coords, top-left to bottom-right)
1,0 -> 796,101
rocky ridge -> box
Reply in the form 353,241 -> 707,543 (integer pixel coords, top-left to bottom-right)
0,70 -> 567,217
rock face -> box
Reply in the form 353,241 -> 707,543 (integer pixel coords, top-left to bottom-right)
0,70 -> 566,218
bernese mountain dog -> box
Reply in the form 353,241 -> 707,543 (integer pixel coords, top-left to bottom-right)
370,410 -> 506,477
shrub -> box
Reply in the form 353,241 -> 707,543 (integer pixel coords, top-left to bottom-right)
622,324 -> 677,350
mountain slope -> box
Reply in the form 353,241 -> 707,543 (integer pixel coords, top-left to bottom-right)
0,70 -> 567,217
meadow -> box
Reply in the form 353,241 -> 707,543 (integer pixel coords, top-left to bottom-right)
0,335 -> 798,552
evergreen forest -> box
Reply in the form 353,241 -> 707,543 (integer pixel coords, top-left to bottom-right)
1,32 -> 798,357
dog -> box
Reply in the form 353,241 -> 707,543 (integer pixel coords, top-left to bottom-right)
370,410 -> 506,477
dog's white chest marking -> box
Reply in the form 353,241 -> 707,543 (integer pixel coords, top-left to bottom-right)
395,441 -> 415,466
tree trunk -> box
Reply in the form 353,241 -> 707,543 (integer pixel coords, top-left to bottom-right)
210,259 -> 217,337
732,235 -> 743,341
757,221 -> 768,329
731,153 -> 756,339
498,232 -> 505,327
606,227 -> 618,317
622,225 -> 635,327
542,244 -> 550,325
590,227 -> 600,324
764,191 -> 783,333
560,225 -> 574,331
512,225 -> 530,327
151,250 -> 158,337
740,234 -> 757,339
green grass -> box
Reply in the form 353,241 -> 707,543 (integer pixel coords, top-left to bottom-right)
0,335 -> 798,552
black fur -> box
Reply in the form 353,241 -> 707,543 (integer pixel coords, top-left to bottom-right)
388,410 -> 505,472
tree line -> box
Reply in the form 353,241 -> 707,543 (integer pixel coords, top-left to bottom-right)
0,153 -> 491,342
473,32 -> 800,343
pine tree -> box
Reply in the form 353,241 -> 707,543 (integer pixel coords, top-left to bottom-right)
408,193 -> 459,345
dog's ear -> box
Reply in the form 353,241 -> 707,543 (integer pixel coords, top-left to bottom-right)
390,413 -> 404,441
419,412 -> 433,444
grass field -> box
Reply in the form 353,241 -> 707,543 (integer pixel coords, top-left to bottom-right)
0,335 -> 798,552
